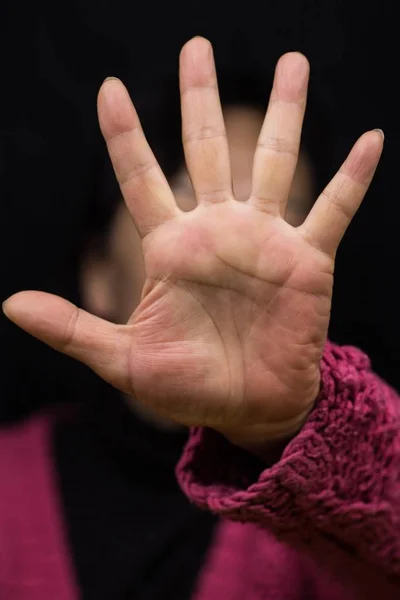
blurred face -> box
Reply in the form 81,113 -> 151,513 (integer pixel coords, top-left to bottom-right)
81,105 -> 315,325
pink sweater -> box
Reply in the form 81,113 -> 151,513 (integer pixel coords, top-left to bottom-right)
1,343 -> 400,599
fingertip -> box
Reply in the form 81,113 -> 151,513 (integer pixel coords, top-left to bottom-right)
97,77 -> 138,139
278,51 -> 310,70
98,76 -> 124,102
371,129 -> 385,154
2,291 -> 56,325
2,291 -> 28,322
358,129 -> 384,154
369,129 -> 385,155
179,36 -> 215,88
373,128 -> 385,141
103,76 -> 121,84
361,129 -> 384,146
343,130 -> 384,184
180,36 -> 212,60
274,52 -> 310,102
1,292 -> 85,354
2,299 -> 11,319
359,129 -> 384,146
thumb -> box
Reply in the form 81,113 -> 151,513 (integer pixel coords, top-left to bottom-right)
2,291 -> 132,392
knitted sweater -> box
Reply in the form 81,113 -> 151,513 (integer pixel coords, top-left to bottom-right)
1,343 -> 400,599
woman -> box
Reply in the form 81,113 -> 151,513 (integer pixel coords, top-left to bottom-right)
2,37 -> 398,599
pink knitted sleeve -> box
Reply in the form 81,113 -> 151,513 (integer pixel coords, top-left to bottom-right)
176,342 -> 400,578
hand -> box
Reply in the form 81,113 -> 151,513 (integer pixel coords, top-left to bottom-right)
3,37 -> 383,448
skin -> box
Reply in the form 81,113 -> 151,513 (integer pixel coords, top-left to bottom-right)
80,105 -> 315,430
81,105 -> 315,327
3,37 -> 383,456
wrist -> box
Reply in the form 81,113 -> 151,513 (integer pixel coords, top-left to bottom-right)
218,403 -> 314,462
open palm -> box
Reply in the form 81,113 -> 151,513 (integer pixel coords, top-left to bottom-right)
4,38 -> 383,445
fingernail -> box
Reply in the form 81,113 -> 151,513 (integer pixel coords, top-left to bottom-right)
103,76 -> 119,83
2,300 -> 10,318
373,128 -> 385,140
